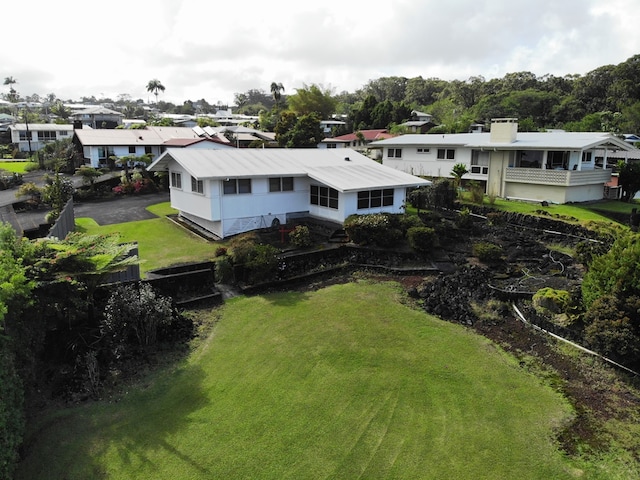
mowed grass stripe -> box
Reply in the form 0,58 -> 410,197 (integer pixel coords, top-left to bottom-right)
18,281 -> 575,480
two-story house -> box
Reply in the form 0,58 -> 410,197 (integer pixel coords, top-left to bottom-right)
9,123 -> 74,152
73,125 -> 232,168
369,118 -> 636,204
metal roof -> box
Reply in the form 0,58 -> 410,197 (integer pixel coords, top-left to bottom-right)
148,148 -> 430,192
10,123 -> 74,131
73,126 -> 202,146
370,131 -> 635,151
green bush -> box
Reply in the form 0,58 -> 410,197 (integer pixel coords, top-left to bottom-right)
101,283 -> 174,358
245,244 -> 279,284
344,213 -> 396,247
214,255 -> 234,283
407,226 -> 437,253
398,214 -> 424,233
583,295 -> 640,365
472,242 -> 503,262
289,225 -> 312,248
533,287 -> 571,315
24,161 -> 40,172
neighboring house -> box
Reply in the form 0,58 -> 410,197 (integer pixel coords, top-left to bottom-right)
71,106 -> 124,129
202,125 -> 277,148
9,123 -> 74,152
369,118 -> 637,204
320,119 -> 347,135
399,110 -> 436,134
318,129 -> 394,151
147,148 -> 430,239
73,125 -> 232,168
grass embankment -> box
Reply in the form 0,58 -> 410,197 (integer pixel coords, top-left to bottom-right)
75,202 -> 222,274
17,281 -> 578,479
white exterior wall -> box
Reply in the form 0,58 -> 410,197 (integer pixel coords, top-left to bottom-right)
219,177 -> 309,237
85,145 -> 162,167
11,127 -> 73,152
382,146 -> 488,182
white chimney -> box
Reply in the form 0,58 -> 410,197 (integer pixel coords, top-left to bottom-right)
490,118 -> 518,143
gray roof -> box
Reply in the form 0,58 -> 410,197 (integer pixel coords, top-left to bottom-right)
148,148 -> 430,192
10,123 -> 74,131
73,126 -> 202,146
370,131 -> 635,151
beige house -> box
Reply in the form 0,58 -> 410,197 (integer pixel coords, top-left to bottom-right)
369,119 -> 637,204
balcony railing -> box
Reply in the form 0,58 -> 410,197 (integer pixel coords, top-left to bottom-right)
505,167 -> 612,186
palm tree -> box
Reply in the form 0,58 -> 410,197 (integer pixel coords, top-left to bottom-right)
146,79 -> 165,105
3,76 -> 18,103
451,162 -> 469,195
270,82 -> 285,107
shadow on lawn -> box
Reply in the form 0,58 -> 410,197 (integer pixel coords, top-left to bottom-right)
89,363 -> 211,477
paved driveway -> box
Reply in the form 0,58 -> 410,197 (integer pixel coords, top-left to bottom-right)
74,192 -> 171,225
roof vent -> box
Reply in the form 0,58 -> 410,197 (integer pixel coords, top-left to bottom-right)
344,157 -> 350,161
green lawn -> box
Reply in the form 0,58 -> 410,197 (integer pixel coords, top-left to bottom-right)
0,160 -> 34,174
75,202 -> 223,274
17,281 -> 580,479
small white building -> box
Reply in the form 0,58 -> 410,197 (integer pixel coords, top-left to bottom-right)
148,148 -> 430,239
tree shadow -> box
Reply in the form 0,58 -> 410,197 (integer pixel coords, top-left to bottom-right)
18,363 -> 211,479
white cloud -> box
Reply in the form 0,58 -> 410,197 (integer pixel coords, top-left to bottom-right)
1,0 -> 638,105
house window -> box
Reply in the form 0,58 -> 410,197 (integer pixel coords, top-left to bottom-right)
417,148 -> 430,154
58,131 -> 69,136
170,172 -> 182,189
387,148 -> 402,158
39,131 -> 56,141
144,146 -> 152,155
269,177 -> 294,192
357,189 -> 394,209
191,176 -> 204,194
310,185 -> 338,209
97,146 -> 107,159
547,150 -> 569,169
129,146 -> 136,154
470,151 -> 489,175
19,131 -> 29,141
326,143 -> 337,149
437,148 -> 455,160
223,178 -> 252,194
582,151 -> 592,163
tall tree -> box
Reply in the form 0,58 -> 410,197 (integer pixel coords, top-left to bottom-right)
287,84 -> 336,118
270,82 -> 285,108
146,79 -> 165,105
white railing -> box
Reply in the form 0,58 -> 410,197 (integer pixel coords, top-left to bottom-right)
505,168 -> 612,186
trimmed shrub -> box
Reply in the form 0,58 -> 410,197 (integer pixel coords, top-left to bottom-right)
472,242 -> 503,262
407,226 -> 437,253
344,213 -> 399,247
533,287 -> 571,315
245,244 -> 279,284
289,225 -> 312,248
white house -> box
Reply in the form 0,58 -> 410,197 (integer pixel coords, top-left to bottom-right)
73,126 -> 233,168
147,148 -> 430,239
9,123 -> 74,152
370,118 -> 637,204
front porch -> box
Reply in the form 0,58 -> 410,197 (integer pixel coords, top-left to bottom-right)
505,167 -> 612,186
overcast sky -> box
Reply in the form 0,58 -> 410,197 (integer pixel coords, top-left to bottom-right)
2,0 -> 638,106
